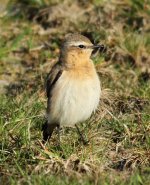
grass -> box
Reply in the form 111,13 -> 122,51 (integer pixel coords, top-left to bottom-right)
0,0 -> 150,184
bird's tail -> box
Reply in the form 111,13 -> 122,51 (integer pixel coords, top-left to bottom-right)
42,121 -> 57,143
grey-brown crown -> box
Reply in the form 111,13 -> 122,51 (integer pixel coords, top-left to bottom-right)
63,33 -> 92,45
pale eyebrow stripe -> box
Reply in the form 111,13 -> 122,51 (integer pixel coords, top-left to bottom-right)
68,41 -> 92,46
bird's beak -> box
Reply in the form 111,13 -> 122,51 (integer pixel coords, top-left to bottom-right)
92,44 -> 107,52
92,45 -> 101,49
87,44 -> 107,53
90,44 -> 107,57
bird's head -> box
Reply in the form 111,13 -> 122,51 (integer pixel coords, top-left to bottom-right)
60,33 -> 106,67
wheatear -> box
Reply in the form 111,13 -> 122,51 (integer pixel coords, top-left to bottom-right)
42,33 -> 104,144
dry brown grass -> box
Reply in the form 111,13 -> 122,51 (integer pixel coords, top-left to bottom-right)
0,0 -> 150,184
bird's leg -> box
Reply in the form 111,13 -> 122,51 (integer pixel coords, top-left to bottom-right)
75,124 -> 88,145
42,121 -> 57,144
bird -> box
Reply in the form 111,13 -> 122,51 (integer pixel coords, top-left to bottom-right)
42,33 -> 104,144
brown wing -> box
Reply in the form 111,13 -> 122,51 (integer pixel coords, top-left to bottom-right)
42,63 -> 63,142
46,63 -> 63,98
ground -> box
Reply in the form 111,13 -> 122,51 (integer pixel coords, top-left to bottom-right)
0,0 -> 150,184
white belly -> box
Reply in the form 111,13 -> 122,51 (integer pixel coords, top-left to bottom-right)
47,72 -> 101,127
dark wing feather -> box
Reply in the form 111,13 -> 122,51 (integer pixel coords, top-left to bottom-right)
46,63 -> 63,98
43,63 -> 63,142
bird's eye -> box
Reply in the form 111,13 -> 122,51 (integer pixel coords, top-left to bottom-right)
78,45 -> 85,49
